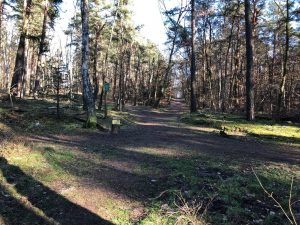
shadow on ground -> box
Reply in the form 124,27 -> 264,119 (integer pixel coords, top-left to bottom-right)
1,98 -> 300,224
0,157 -> 112,225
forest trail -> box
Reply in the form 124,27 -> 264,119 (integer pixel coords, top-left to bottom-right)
26,98 -> 300,170
29,98 -> 300,169
3,100 -> 300,224
2,0 -> 299,223
128,99 -> 300,164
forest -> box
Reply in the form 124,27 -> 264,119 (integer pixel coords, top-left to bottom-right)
0,0 -> 300,224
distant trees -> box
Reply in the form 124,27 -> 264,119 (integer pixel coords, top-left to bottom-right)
64,0 -> 166,112
0,0 -> 299,121
3,0 -> 62,98
154,0 -> 186,108
160,0 -> 300,119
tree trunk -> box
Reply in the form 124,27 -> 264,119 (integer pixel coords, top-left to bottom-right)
81,0 -> 96,128
33,0 -> 48,98
117,43 -> 124,111
0,0 -> 3,85
222,18 -> 235,112
93,24 -> 105,104
190,0 -> 197,113
11,0 -> 32,98
125,44 -> 132,103
147,58 -> 156,104
153,43 -> 175,108
244,0 -> 255,120
93,29 -> 100,102
24,41 -> 36,96
133,53 -> 140,106
277,0 -> 290,117
269,32 -> 277,115
112,60 -> 118,102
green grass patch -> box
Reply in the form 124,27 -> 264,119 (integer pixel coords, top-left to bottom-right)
180,112 -> 300,146
149,154 -> 300,225
4,143 -> 75,184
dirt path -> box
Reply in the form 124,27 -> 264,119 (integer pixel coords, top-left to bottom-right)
21,99 -> 300,224
26,99 -> 300,201
52,99 -> 300,165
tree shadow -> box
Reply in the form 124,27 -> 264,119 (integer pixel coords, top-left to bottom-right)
42,146 -> 171,201
0,184 -> 51,225
33,140 -> 300,225
28,117 -> 300,166
0,157 -> 113,225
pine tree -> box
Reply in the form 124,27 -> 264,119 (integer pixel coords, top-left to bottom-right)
244,0 -> 255,120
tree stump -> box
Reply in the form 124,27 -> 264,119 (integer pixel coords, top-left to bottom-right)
111,118 -> 121,134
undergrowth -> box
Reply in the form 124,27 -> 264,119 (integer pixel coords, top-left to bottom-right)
180,112 -> 300,147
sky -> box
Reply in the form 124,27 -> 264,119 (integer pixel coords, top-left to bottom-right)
53,0 -> 168,52
131,0 -> 167,51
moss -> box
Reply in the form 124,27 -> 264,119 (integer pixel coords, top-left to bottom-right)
86,114 -> 97,129
180,112 -> 300,147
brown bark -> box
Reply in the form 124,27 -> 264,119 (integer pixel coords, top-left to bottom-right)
11,0 -> 32,98
269,32 -> 277,114
222,17 -> 235,112
92,25 -> 104,102
190,0 -> 197,113
277,0 -> 290,116
244,0 -> 255,120
117,41 -> 125,111
0,0 -> 3,80
33,0 -> 49,97
133,53 -> 140,106
112,60 -> 118,102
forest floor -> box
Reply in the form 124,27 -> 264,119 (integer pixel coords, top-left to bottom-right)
0,97 -> 300,225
